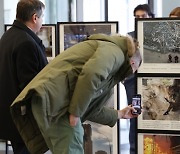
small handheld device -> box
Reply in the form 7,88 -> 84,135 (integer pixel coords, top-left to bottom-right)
132,94 -> 141,115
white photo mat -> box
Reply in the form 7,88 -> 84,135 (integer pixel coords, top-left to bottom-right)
137,76 -> 180,131
136,18 -> 180,73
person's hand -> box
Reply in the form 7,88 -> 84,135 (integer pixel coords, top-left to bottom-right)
69,114 -> 79,126
118,105 -> 140,119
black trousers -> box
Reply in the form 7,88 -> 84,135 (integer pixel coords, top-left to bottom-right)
11,141 -> 30,154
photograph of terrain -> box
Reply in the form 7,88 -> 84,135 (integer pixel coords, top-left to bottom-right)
139,77 -> 180,121
143,21 -> 180,63
138,133 -> 180,154
137,19 -> 180,73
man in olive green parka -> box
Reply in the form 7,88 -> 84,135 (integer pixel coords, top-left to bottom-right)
11,34 -> 141,154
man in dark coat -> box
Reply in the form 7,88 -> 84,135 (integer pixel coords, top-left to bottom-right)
0,0 -> 48,153
128,4 -> 155,38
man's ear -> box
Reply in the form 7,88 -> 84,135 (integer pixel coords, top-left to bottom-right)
32,13 -> 37,23
130,59 -> 135,65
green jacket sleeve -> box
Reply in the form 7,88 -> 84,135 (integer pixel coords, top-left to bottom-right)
68,41 -> 125,117
86,106 -> 118,127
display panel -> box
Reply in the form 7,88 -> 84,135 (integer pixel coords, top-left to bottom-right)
58,22 -> 118,52
4,24 -> 57,62
136,18 -> 180,73
57,22 -> 119,153
138,133 -> 180,154
83,86 -> 118,154
137,76 -> 180,131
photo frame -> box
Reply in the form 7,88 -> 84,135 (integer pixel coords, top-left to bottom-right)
137,76 -> 180,131
138,133 -> 180,154
83,85 -> 118,154
57,22 -> 118,52
4,24 -> 57,62
136,18 -> 180,73
57,22 -> 119,154
36,24 -> 56,62
4,24 -> 11,31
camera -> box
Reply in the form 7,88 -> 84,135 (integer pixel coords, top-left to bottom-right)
132,94 -> 141,115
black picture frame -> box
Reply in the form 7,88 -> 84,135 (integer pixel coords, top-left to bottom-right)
135,18 -> 180,73
137,75 -> 180,131
4,24 -> 57,62
57,21 -> 118,53
138,132 -> 180,154
83,85 -> 118,154
57,21 -> 119,154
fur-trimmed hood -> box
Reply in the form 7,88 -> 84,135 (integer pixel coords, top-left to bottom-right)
88,33 -> 136,57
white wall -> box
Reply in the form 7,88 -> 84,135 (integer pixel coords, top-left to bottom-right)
161,0 -> 180,17
4,0 -> 18,24
108,0 -> 148,35
0,0 -> 4,37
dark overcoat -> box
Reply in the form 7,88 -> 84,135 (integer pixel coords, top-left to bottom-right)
0,20 -> 48,142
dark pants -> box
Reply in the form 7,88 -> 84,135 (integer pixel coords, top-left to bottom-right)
11,141 -> 29,154
123,74 -> 136,154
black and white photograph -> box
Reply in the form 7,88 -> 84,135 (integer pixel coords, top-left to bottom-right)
136,18 -> 180,73
58,22 -> 118,52
138,133 -> 180,154
137,77 -> 180,130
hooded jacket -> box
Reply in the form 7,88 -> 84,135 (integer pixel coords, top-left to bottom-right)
10,34 -> 134,153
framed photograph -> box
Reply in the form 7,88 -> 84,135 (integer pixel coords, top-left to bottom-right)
4,24 -> 57,62
138,133 -> 180,154
58,22 -> 118,52
137,76 -> 180,131
83,86 -> 118,154
136,18 -> 180,73
36,24 -> 56,62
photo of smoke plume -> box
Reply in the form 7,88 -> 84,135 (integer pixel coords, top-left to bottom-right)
138,133 -> 180,154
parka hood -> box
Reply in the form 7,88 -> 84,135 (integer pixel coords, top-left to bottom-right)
88,33 -> 135,57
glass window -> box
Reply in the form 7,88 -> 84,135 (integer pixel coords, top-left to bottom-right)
4,0 -> 18,24
83,0 -> 105,21
108,0 -> 148,35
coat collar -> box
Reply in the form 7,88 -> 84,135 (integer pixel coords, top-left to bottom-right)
12,20 -> 42,45
88,34 -> 128,55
